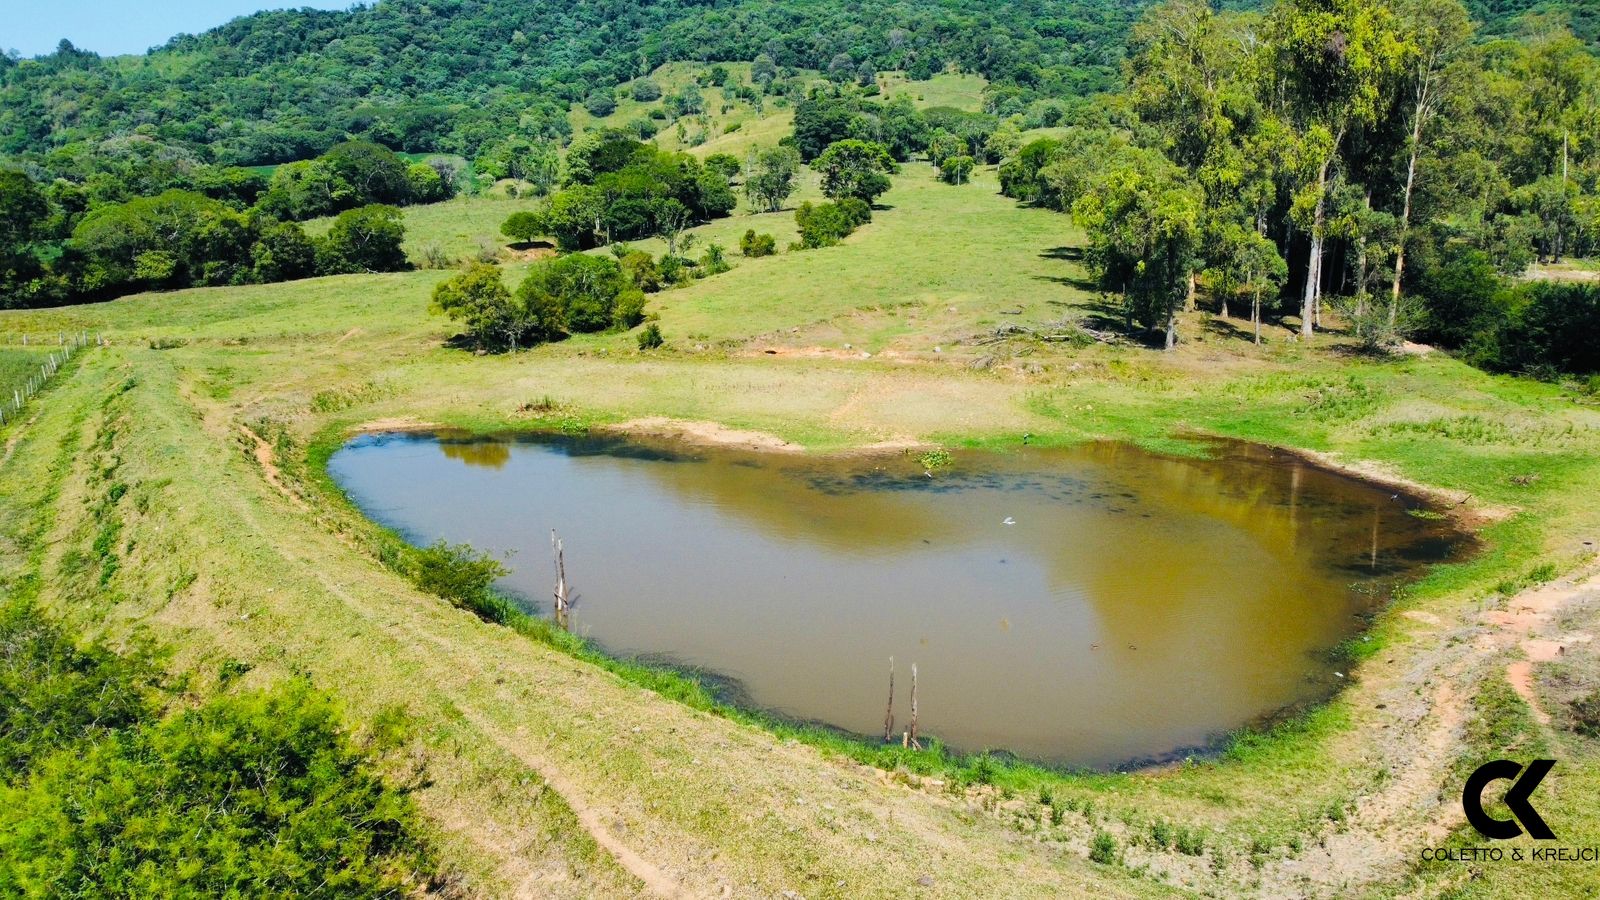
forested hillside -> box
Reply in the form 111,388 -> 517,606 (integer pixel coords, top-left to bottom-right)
0,0 -> 1145,165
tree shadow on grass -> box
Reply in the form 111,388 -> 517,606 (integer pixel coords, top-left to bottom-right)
1040,245 -> 1083,261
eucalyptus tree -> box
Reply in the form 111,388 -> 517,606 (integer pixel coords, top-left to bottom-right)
1126,0 -> 1263,310
1072,148 -> 1204,350
1388,0 -> 1473,322
1262,0 -> 1406,338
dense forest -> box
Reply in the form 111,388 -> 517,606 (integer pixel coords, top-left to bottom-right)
997,0 -> 1600,373
0,0 -> 1170,166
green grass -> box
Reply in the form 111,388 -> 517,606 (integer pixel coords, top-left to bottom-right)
305,193 -> 545,264
878,71 -> 990,111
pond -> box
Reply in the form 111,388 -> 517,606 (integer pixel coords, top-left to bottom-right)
328,431 -> 1471,768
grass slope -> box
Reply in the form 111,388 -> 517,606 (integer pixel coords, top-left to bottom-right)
2,165 -> 1599,897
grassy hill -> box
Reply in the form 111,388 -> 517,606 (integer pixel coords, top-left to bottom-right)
4,162 -> 1600,896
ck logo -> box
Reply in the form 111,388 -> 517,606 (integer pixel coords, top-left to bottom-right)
1463,759 -> 1556,840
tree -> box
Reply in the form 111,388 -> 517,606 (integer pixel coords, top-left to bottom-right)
0,170 -> 48,298
320,204 -> 408,273
751,54 -> 777,86
501,210 -> 544,244
1215,228 -> 1289,344
652,198 -> 694,257
430,262 -> 515,350
406,162 -> 450,203
322,140 -> 411,205
633,79 -> 662,101
745,145 -> 801,211
1263,0 -> 1407,339
1388,0 -> 1473,324
814,140 -> 896,204
927,129 -> 965,167
250,221 -> 318,283
939,155 -> 975,184
515,253 -> 632,335
1072,152 -> 1203,349
704,153 -> 742,181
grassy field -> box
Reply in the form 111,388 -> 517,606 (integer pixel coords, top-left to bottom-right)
3,163 -> 1599,896
568,62 -> 821,161
878,71 -> 990,111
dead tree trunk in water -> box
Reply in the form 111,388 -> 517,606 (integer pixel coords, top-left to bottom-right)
551,529 -> 571,628
883,658 -> 895,742
908,664 -> 922,750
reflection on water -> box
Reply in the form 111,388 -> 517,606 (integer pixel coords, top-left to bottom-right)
328,432 -> 1472,767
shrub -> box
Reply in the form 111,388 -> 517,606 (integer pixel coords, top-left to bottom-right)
794,200 -> 869,249
1175,826 -> 1206,856
613,289 -> 648,329
408,540 -> 508,613
632,79 -> 662,101
1149,819 -> 1173,849
1089,831 -> 1119,865
1495,282 -> 1600,375
516,253 -> 631,335
740,229 -> 776,257
617,249 -> 662,292
0,683 -> 423,897
637,322 -> 664,350
584,91 -> 616,117
939,154 -> 975,184
1571,690 -> 1600,737
699,243 -> 730,276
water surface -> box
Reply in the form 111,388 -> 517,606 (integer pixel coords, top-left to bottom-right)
329,432 -> 1469,767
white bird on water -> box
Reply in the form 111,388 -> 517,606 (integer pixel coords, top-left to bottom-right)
1002,517 -> 1016,526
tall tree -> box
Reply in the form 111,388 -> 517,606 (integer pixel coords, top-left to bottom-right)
1389,0 -> 1472,322
1263,0 -> 1406,339
1073,150 -> 1204,349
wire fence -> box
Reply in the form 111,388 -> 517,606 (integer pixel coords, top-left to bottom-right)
0,331 -> 102,427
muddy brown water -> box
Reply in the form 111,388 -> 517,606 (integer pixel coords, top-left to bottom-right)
329,432 -> 1471,768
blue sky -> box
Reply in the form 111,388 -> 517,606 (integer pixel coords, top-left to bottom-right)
8,1 -> 355,58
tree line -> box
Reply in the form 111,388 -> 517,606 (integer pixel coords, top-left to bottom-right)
1,140 -> 441,307
999,0 -> 1599,373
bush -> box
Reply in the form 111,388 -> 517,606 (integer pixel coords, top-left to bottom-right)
1417,246 -> 1513,350
699,243 -> 730,276
617,248 -> 662,291
939,154 -> 975,184
408,540 -> 508,613
584,91 -> 616,117
0,683 -> 424,897
740,229 -> 776,257
1089,831 -> 1119,865
0,604 -> 429,896
1571,689 -> 1600,737
517,252 -> 632,335
501,210 -> 544,244
637,322 -> 664,350
319,204 -> 409,274
632,79 -> 662,101
0,603 -> 151,774
794,200 -> 868,249
1175,826 -> 1206,856
1495,282 -> 1600,375
613,288 -> 648,328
